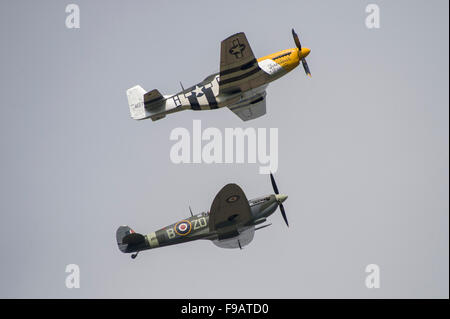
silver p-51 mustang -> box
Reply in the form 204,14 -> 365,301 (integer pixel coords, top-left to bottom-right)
126,29 -> 311,122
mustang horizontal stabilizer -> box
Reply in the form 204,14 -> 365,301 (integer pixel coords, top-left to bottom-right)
144,89 -> 164,108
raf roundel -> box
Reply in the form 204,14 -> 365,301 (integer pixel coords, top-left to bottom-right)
226,195 -> 240,203
174,220 -> 192,236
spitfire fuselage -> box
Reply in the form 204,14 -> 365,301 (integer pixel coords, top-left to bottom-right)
121,194 -> 280,254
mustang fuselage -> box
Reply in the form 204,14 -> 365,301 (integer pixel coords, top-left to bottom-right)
127,46 -> 310,122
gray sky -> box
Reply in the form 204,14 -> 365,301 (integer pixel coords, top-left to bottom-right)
0,0 -> 448,298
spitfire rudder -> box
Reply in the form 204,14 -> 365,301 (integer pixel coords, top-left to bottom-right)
116,225 -> 146,253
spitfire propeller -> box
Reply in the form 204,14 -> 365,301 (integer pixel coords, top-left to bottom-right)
270,173 -> 289,227
292,28 -> 311,77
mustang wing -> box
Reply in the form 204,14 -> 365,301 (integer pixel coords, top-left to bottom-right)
219,32 -> 260,94
209,183 -> 252,233
228,92 -> 267,121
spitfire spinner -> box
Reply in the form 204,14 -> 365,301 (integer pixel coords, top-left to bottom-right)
126,29 -> 311,122
116,174 -> 288,258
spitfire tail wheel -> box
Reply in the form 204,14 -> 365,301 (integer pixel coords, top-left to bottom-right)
291,28 -> 311,77
270,173 -> 289,227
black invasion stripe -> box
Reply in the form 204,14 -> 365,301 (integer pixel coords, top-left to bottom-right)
219,67 -> 261,86
187,95 -> 200,110
219,59 -> 257,76
273,52 -> 291,60
203,87 -> 218,109
250,96 -> 264,104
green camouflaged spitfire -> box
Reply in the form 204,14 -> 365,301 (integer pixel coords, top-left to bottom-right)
116,174 -> 288,259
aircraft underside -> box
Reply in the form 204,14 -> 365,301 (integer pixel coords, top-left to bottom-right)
212,226 -> 255,249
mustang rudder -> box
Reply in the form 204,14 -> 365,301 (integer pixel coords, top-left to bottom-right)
126,86 -> 167,120
126,85 -> 147,120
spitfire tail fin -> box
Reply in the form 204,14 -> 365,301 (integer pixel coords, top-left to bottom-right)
116,225 -> 146,253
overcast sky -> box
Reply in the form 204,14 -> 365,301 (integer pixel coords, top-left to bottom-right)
0,0 -> 448,298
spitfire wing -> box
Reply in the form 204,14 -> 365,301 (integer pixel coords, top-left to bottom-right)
228,93 -> 266,121
219,32 -> 260,94
213,227 -> 255,249
209,183 -> 252,233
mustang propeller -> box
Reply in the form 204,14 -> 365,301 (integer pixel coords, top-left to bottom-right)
292,28 -> 311,77
270,173 -> 289,227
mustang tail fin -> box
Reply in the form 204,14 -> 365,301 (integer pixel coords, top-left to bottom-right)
116,225 -> 146,253
126,85 -> 147,120
126,86 -> 168,121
